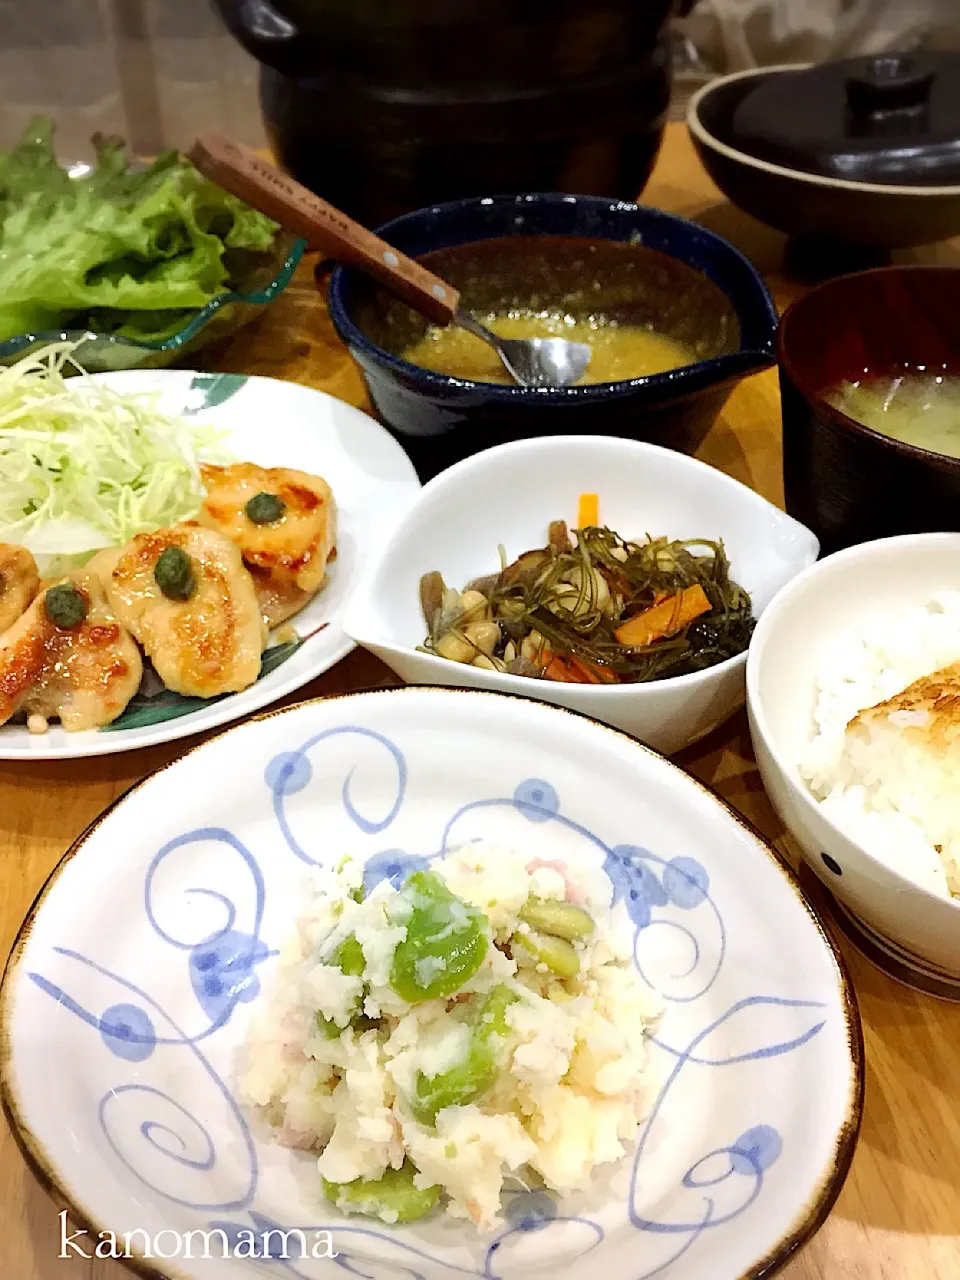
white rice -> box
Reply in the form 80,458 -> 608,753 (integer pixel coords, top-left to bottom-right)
238,841 -> 662,1231
799,591 -> 960,899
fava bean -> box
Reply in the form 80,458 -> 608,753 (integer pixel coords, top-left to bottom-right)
315,933 -> 367,1036
390,871 -> 488,1002
331,934 -> 365,977
411,985 -> 517,1123
513,930 -> 580,978
323,1158 -> 439,1224
518,896 -> 595,941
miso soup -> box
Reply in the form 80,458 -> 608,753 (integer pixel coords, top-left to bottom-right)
826,370 -> 960,459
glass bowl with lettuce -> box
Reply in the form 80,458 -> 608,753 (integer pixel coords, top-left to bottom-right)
0,119 -> 304,373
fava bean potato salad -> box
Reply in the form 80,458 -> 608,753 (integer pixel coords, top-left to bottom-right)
240,843 -> 662,1230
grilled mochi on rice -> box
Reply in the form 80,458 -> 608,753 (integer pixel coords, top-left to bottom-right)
0,568 -> 142,731
104,524 -> 266,699
828,662 -> 960,897
198,461 -> 337,627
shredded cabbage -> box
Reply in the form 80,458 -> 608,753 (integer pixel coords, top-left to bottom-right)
0,343 -> 229,575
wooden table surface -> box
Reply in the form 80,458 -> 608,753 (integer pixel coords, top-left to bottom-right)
3,122 -> 960,1279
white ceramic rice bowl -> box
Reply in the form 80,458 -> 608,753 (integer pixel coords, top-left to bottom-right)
747,533 -> 960,983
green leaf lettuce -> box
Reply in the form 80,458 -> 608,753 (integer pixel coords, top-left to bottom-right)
0,117 -> 279,341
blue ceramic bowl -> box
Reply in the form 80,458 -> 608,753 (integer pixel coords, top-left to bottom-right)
327,194 -> 777,479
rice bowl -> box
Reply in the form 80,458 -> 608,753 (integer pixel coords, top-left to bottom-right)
747,533 -> 960,983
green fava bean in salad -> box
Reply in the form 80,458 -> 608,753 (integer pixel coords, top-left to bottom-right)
518,896 -> 595,941
411,984 -> 519,1124
513,929 -> 581,978
323,1158 -> 440,1225
332,934 -> 365,976
315,934 -> 368,1038
389,870 -> 489,1002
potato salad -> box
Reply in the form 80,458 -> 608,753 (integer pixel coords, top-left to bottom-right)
240,842 -> 662,1230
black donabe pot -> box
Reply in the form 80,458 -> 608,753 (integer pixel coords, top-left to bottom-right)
209,0 -> 677,225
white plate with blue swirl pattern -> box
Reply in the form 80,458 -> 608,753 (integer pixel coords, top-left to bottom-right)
0,687 -> 862,1279
0,370 -> 420,760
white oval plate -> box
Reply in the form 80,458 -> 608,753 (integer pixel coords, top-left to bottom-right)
0,371 -> 420,759
1,688 -> 862,1280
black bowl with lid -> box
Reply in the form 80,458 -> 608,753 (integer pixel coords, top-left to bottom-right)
688,54 -> 960,249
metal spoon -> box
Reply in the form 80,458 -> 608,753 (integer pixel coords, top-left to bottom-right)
450,308 -> 589,388
188,134 -> 591,389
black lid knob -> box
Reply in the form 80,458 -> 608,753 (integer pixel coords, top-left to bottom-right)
845,56 -> 934,115
728,50 -> 960,186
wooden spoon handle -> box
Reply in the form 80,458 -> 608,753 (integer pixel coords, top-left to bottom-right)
188,132 -> 460,325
